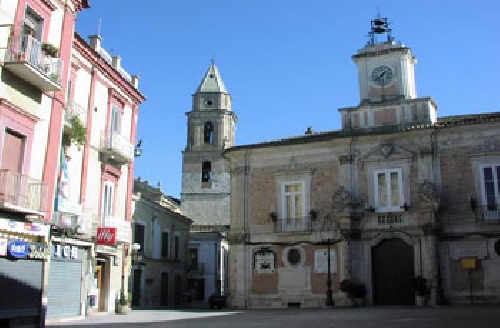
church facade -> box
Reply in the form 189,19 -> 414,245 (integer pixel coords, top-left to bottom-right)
223,18 -> 500,308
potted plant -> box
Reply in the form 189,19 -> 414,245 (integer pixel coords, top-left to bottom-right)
41,42 -> 58,57
340,279 -> 366,306
62,115 -> 87,150
413,276 -> 430,306
115,292 -> 129,314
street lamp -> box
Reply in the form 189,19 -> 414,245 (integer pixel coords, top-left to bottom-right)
320,214 -> 335,306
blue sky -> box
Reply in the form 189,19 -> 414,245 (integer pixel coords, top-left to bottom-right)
76,1 -> 499,198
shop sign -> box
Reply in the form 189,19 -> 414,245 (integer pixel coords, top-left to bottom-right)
53,244 -> 78,260
28,243 -> 50,259
96,227 -> 117,246
461,258 -> 477,269
8,240 -> 30,258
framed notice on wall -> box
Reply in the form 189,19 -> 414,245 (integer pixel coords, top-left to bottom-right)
253,248 -> 276,273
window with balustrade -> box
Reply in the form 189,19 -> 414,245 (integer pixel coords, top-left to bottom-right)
373,168 -> 404,212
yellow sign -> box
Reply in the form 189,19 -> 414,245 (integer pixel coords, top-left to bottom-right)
461,258 -> 477,269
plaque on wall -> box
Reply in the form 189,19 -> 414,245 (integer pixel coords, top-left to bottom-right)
450,240 -> 487,260
254,248 -> 276,273
314,249 -> 337,273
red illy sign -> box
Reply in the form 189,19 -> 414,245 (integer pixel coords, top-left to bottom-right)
96,227 -> 117,246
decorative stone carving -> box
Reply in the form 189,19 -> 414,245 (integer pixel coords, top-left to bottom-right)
339,154 -> 354,165
333,186 -> 352,213
380,142 -> 394,159
419,180 -> 440,211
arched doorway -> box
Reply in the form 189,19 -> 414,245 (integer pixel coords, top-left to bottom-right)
372,238 -> 415,305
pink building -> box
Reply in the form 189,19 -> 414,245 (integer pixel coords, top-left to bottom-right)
0,0 -> 145,325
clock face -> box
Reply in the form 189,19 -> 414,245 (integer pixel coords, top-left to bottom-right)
371,65 -> 393,86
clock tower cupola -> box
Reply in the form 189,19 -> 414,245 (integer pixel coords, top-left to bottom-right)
339,17 -> 437,129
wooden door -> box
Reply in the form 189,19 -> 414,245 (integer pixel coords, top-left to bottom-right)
372,238 -> 415,305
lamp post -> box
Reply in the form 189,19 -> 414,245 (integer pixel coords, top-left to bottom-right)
320,214 -> 335,307
326,237 -> 334,306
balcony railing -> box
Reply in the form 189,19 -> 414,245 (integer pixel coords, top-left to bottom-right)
274,217 -> 313,233
99,131 -> 134,164
0,169 -> 46,214
187,262 -> 205,276
65,102 -> 88,127
475,205 -> 500,223
4,34 -> 63,91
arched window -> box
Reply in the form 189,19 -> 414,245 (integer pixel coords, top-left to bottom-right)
202,161 -> 212,182
204,121 -> 214,144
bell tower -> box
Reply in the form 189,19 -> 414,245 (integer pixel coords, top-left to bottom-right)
339,17 -> 437,129
181,62 -> 236,227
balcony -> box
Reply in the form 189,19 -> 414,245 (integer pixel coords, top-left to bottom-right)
64,102 -> 87,128
52,211 -> 93,235
187,263 -> 205,277
99,132 -> 134,164
4,35 -> 63,91
475,205 -> 500,224
0,169 -> 46,215
273,217 -> 313,233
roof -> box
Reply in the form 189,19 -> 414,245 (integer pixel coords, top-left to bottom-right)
223,112 -> 500,154
195,61 -> 228,94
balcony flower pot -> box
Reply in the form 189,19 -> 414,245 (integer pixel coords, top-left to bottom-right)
42,42 -> 58,57
62,115 -> 87,150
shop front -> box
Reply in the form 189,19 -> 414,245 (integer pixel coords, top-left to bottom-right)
46,238 -> 93,320
0,218 -> 50,328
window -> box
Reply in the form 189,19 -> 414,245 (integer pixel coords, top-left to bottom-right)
188,248 -> 198,270
23,7 -> 43,41
161,232 -> 169,258
110,106 -> 121,134
481,164 -> 500,210
174,235 -> 180,260
134,224 -> 145,254
2,129 -> 25,173
374,168 -> 404,212
101,182 -> 114,224
202,161 -> 212,182
204,121 -> 214,144
281,182 -> 305,231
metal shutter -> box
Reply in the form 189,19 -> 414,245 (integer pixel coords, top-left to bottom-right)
0,258 -> 42,319
46,261 -> 82,318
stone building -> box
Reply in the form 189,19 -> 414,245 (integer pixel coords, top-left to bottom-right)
224,18 -> 500,308
131,179 -> 192,308
181,61 -> 236,229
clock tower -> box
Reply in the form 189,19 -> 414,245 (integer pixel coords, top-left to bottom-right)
181,61 -> 236,228
339,17 -> 437,129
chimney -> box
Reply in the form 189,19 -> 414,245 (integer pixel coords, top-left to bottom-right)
88,35 -> 101,51
111,56 -> 121,69
131,74 -> 140,89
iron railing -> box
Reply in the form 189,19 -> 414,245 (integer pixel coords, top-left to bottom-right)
65,102 -> 88,127
187,262 -> 205,276
0,169 -> 46,213
100,131 -> 134,162
475,205 -> 500,223
5,34 -> 63,84
273,217 -> 313,233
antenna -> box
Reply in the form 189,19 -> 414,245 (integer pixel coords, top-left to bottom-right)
97,17 -> 102,36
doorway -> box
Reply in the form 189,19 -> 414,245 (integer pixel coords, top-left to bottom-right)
160,272 -> 168,306
372,238 -> 415,305
132,269 -> 141,306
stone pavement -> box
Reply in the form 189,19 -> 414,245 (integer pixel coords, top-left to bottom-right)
46,306 -> 500,328
47,309 -> 239,326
